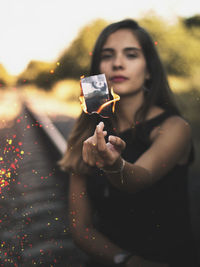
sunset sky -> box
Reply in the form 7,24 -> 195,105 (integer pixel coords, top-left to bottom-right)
0,0 -> 199,75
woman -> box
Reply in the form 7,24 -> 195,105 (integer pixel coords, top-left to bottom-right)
60,19 -> 197,266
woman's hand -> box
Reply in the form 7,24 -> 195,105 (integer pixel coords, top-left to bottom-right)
82,121 -> 126,169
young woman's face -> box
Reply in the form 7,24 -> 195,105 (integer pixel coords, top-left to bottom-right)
99,29 -> 149,96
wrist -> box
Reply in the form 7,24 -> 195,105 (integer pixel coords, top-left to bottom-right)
100,158 -> 125,173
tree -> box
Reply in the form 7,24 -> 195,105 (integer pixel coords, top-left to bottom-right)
182,14 -> 200,39
183,15 -> 200,28
0,64 -> 14,87
17,60 -> 54,86
54,19 -> 108,80
139,14 -> 200,76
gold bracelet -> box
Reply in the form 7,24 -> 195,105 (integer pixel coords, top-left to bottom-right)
101,159 -> 125,184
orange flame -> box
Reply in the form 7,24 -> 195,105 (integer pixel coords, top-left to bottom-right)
97,87 -> 120,114
79,95 -> 88,113
79,75 -> 88,113
79,87 -> 120,116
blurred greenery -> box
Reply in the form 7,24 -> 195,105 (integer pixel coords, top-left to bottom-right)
0,64 -> 15,87
139,14 -> 200,77
15,19 -> 108,89
183,14 -> 200,28
54,19 -> 108,80
13,14 -> 200,90
16,60 -> 55,88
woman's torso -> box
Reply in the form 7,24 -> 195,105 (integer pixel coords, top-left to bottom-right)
86,110 -> 195,264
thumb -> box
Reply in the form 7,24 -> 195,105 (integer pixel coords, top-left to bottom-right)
108,135 -> 126,152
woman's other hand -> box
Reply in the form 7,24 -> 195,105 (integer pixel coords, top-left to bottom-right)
82,121 -> 126,169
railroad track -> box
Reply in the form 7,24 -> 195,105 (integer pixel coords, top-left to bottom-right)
0,100 -> 87,267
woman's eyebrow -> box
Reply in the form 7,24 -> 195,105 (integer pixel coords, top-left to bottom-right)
101,48 -> 114,53
101,47 -> 141,53
124,47 -> 141,52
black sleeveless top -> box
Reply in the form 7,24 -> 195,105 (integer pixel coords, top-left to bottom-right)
86,111 -> 196,265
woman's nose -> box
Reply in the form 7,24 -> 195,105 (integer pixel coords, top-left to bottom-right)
112,55 -> 124,70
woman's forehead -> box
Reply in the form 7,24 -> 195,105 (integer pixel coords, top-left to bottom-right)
103,29 -> 141,49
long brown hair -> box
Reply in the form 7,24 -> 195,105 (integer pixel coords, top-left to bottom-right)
59,19 -> 180,174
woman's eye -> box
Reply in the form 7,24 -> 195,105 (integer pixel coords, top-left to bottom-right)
127,53 -> 137,58
101,54 -> 112,60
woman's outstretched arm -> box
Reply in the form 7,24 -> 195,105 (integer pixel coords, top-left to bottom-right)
83,117 -> 192,193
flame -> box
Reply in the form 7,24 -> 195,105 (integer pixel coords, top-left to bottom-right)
79,95 -> 88,113
79,86 -> 120,116
97,87 -> 120,114
79,76 -> 88,113
111,88 -> 120,112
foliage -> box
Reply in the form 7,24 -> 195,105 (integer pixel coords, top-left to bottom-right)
183,14 -> 200,28
182,15 -> 200,40
54,19 -> 108,80
0,65 -> 7,87
15,14 -> 200,91
0,64 -> 15,87
16,60 -> 54,87
139,14 -> 200,76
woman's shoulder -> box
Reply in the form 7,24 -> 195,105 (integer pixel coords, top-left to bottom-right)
147,106 -> 189,126
148,106 -> 192,141
155,115 -> 192,165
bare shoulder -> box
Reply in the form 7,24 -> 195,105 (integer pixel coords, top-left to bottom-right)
136,113 -> 193,180
161,115 -> 191,136
150,111 -> 192,142
155,115 -> 192,164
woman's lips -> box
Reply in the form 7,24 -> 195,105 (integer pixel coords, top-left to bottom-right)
110,76 -> 128,83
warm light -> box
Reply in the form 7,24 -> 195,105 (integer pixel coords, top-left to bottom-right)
79,87 -> 120,117
96,87 -> 120,114
79,95 -> 88,113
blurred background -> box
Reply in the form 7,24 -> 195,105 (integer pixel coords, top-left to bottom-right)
0,0 -> 200,266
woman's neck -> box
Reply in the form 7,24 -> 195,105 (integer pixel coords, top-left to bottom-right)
117,91 -> 144,132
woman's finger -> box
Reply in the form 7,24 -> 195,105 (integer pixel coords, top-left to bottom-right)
83,122 -> 108,166
108,135 -> 126,152
88,143 -> 98,166
96,122 -> 107,155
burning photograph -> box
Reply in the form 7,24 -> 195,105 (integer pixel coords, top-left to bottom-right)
80,74 -> 110,115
